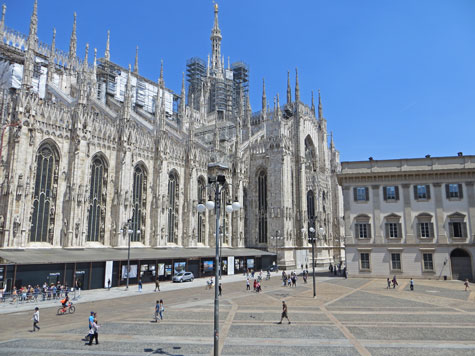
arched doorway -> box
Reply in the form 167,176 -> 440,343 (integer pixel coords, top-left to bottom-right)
450,248 -> 473,281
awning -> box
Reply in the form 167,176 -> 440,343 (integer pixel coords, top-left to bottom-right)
0,247 -> 275,265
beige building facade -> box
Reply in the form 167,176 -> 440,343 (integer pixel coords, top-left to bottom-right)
0,3 -> 343,269
338,155 -> 475,281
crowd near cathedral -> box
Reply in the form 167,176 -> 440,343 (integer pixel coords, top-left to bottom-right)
0,1 -> 343,287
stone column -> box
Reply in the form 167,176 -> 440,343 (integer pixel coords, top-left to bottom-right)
402,184 -> 415,244
342,186 -> 353,244
465,181 -> 475,243
433,183 -> 447,244
372,185 -> 382,244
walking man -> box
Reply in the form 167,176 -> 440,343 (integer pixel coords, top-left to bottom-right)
87,314 -> 100,345
246,278 -> 250,291
32,307 -> 40,332
387,278 -> 391,289
83,311 -> 95,341
107,279 -> 111,290
155,278 -> 160,292
218,283 -> 222,296
278,300 -> 291,324
138,279 -> 143,292
154,300 -> 160,322
410,278 -> 414,291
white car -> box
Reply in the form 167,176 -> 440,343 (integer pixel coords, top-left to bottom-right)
172,271 -> 194,283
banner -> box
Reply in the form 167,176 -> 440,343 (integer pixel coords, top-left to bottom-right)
121,264 -> 137,279
228,256 -> 234,275
104,261 -> 113,288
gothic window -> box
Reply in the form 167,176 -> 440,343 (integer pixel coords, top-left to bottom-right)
87,155 -> 107,242
304,136 -> 316,172
197,176 -> 206,244
30,143 -> 59,243
258,170 -> 267,243
167,171 -> 179,243
307,190 -> 315,221
131,164 -> 147,242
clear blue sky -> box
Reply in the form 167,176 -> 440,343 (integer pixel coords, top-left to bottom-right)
6,0 -> 475,161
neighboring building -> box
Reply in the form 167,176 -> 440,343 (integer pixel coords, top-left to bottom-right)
0,3 -> 342,289
338,155 -> 475,281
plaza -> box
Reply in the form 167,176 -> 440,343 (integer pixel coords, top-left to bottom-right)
1,273 -> 475,355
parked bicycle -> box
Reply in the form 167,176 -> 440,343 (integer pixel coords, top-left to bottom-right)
57,301 -> 75,315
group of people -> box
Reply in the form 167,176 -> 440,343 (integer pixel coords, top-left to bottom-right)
2,281 -> 75,304
82,311 -> 100,345
282,271 -> 298,287
329,262 -> 346,278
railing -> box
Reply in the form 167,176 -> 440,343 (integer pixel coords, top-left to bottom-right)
0,288 -> 73,306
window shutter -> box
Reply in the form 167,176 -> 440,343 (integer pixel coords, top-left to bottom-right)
413,185 -> 418,199
426,185 -> 431,199
385,223 -> 389,238
397,223 -> 402,238
416,223 -> 421,238
429,222 -> 434,238
353,188 -> 357,201
383,187 -> 387,201
395,186 -> 400,200
365,187 -> 369,201
445,184 -> 450,199
355,223 -> 359,238
462,222 -> 468,238
367,224 -> 372,238
449,222 -> 454,238
458,184 -> 463,199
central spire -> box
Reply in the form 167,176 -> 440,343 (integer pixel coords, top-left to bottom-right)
210,3 -> 222,74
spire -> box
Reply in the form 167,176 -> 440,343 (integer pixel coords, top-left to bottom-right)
199,81 -> 205,114
68,12 -> 77,61
246,94 -> 252,139
318,89 -> 323,119
287,71 -> 291,104
23,0 -> 38,89
330,131 -> 335,150
189,93 -> 195,142
104,30 -> 110,61
206,54 -> 210,76
27,0 -> 38,49
134,45 -> 139,74
47,28 -> 56,83
83,43 -> 89,69
276,93 -> 281,119
123,64 -> 132,120
295,68 -> 300,103
92,48 -> 97,78
154,77 -> 164,132
311,90 -> 315,116
227,56 -> 230,69
261,78 -> 267,117
210,3 -> 222,73
0,4 -> 6,36
159,59 -> 164,87
179,71 -> 186,119
159,76 -> 166,131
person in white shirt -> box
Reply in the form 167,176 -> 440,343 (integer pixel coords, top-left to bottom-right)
32,307 -> 40,332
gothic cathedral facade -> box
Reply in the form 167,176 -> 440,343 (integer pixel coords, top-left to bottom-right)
0,2 -> 343,269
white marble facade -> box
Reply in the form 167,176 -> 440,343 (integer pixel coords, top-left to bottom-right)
0,2 -> 343,269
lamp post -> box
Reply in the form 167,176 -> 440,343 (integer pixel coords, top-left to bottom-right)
119,217 -> 137,291
197,175 -> 240,356
270,231 -> 282,268
305,218 -> 324,298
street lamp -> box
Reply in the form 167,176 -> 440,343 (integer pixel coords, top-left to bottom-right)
306,218 -> 324,298
270,231 -> 283,269
120,217 -> 139,291
196,175 -> 240,356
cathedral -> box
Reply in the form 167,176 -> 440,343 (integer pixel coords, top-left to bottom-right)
0,1 -> 343,273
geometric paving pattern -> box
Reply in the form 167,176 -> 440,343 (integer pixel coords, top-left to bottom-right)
1,276 -> 475,355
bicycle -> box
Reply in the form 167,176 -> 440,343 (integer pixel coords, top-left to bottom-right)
57,302 -> 75,315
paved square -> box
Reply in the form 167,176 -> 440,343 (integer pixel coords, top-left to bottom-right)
1,275 -> 475,355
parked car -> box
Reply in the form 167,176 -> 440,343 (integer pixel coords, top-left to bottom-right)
172,271 -> 194,283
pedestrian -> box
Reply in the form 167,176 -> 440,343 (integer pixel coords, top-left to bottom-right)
83,311 -> 95,341
32,307 -> 40,332
218,283 -> 222,296
138,279 -> 143,292
410,278 -> 414,291
107,279 -> 111,290
343,266 -> 347,279
76,280 -> 81,298
159,299 -> 164,320
154,300 -> 160,322
387,278 -> 391,289
253,279 -> 257,292
392,275 -> 398,289
278,300 -> 291,324
464,279 -> 470,291
246,278 -> 250,291
329,263 -> 333,273
155,278 -> 160,292
87,315 -> 99,345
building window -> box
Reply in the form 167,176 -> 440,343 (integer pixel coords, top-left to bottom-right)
422,253 -> 434,271
384,214 -> 401,239
197,177 -> 206,244
30,143 -> 60,243
383,186 -> 399,201
355,215 -> 371,239
448,213 -> 467,239
360,253 -> 370,270
87,155 -> 107,242
353,187 -> 369,202
258,170 -> 268,243
167,171 -> 179,243
414,185 -> 430,200
446,183 -> 463,199
131,165 -> 147,242
388,223 -> 398,238
416,213 -> 434,239
391,253 -> 401,270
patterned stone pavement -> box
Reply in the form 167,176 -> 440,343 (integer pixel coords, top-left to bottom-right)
1,275 -> 475,355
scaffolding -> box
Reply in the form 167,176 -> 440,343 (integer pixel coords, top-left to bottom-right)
186,57 -> 206,110
232,61 -> 249,118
